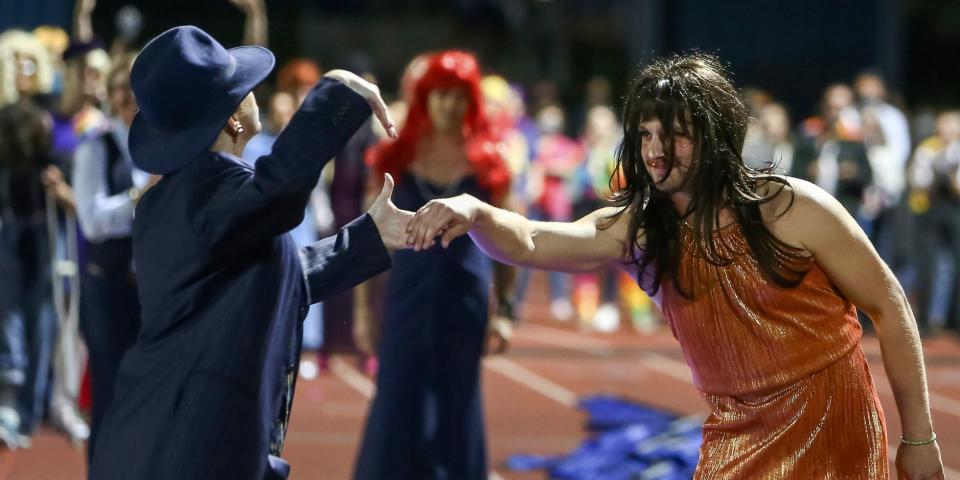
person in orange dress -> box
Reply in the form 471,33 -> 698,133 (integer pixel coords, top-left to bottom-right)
404,53 -> 944,479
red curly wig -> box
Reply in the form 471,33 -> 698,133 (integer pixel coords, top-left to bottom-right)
367,51 -> 510,202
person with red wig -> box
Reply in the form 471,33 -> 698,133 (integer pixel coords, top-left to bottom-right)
353,50 -> 512,480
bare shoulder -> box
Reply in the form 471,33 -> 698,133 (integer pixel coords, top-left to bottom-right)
758,176 -> 855,251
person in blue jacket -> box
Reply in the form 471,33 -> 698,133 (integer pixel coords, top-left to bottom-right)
88,26 -> 409,480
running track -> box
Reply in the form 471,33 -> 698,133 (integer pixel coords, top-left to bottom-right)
3,273 -> 958,479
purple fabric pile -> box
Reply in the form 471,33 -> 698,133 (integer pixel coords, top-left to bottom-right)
506,395 -> 702,479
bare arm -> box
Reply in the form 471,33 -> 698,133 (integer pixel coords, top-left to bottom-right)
774,178 -> 943,479
406,194 -> 633,273
229,0 -> 268,47
73,0 -> 95,42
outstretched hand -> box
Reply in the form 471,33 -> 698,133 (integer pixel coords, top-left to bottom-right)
368,174 -> 414,252
405,194 -> 482,251
323,70 -> 398,139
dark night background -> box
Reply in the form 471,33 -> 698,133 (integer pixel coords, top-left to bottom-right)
2,0 -> 958,120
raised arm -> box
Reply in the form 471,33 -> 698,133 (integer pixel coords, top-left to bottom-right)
406,194 -> 633,273
774,178 -> 944,480
73,0 -> 95,42
229,0 -> 268,47
197,73 -> 397,254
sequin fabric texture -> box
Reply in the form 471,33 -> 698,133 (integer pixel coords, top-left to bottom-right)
657,222 -> 888,479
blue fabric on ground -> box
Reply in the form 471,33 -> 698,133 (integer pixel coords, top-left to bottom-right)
507,395 -> 702,479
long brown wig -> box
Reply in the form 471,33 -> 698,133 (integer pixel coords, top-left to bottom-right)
606,53 -> 809,295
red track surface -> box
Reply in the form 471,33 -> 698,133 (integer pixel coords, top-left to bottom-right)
3,272 -> 959,479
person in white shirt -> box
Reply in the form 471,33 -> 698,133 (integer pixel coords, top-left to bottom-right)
71,53 -> 156,461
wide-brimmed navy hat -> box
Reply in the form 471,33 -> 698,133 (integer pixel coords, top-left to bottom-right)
129,26 -> 275,174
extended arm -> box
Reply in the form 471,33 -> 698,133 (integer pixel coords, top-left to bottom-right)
229,0 -> 268,47
299,214 -> 391,305
198,73 -> 398,255
406,194 -> 633,273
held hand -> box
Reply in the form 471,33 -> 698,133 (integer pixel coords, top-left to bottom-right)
323,69 -> 397,139
405,194 -> 482,251
368,174 -> 414,252
896,442 -> 944,480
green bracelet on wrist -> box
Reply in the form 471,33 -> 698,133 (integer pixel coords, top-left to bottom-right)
899,432 -> 937,446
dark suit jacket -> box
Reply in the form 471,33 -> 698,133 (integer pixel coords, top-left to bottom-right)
89,78 -> 391,480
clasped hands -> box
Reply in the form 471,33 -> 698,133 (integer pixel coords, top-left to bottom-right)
367,178 -> 480,253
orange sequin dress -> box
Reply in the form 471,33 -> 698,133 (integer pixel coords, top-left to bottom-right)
656,222 -> 888,479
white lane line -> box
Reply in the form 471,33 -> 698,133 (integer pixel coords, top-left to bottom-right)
519,324 -> 617,356
523,324 -> 960,420
517,325 -> 960,474
485,356 -> 579,408
638,353 -> 695,384
329,356 -> 375,399
518,324 -> 695,385
928,391 -> 960,419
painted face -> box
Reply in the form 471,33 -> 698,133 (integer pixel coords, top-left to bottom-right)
637,117 -> 694,193
427,88 -> 469,134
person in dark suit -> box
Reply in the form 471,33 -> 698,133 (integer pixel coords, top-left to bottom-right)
88,26 -> 409,480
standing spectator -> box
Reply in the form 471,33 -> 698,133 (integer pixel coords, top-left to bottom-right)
793,84 -> 873,218
355,51 -> 512,480
908,111 -> 960,334
519,103 -> 585,320
0,99 -> 63,449
72,54 -> 153,460
0,30 -> 55,108
743,102 -> 795,174
855,71 -> 912,261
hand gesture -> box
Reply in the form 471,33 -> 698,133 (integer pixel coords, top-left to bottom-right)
896,442 -> 944,479
368,174 -> 414,252
323,69 -> 398,139
405,194 -> 482,251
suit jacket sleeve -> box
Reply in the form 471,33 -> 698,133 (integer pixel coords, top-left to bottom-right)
298,213 -> 391,305
196,78 -> 372,255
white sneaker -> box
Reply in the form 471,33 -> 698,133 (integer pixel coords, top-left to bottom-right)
592,303 -> 621,333
49,403 -> 90,446
551,299 -> 574,321
299,360 -> 318,380
0,406 -> 20,450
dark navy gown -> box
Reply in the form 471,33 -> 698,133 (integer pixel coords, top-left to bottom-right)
355,172 -> 492,480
